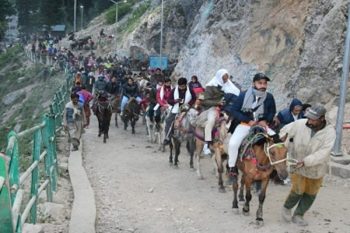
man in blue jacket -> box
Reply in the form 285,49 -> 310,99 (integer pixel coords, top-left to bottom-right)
274,98 -> 303,129
228,73 -> 276,178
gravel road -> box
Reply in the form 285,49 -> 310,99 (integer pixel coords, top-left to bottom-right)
83,116 -> 350,233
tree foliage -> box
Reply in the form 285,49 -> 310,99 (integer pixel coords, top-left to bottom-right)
0,0 -> 15,39
15,0 -> 118,35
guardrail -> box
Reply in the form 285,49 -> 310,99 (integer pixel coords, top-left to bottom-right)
0,60 -> 73,232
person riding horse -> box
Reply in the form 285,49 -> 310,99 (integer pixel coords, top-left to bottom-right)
196,69 -> 240,156
155,78 -> 172,118
120,77 -> 142,116
227,73 -> 277,182
162,77 -> 196,145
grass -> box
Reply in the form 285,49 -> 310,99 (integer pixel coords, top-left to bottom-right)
0,45 -> 66,172
105,0 -> 139,25
119,0 -> 151,33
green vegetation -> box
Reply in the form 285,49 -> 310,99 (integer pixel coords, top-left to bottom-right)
120,0 -> 151,32
105,0 -> 138,25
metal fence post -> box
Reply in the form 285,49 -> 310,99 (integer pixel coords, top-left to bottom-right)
332,4 -> 350,157
0,155 -> 13,233
30,129 -> 41,224
5,131 -> 20,203
42,117 -> 53,202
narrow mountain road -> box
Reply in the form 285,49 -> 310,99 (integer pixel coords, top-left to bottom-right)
83,115 -> 350,233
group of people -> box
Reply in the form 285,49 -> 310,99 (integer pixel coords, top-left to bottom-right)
62,58 -> 335,227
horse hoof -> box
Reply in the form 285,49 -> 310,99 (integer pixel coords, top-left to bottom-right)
243,210 -> 250,216
98,134 -> 101,137
255,219 -> 264,227
218,187 -> 226,193
232,208 -> 239,215
239,197 -> 245,202
174,164 -> 179,169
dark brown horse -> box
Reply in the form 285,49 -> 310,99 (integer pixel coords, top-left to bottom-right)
121,97 -> 140,134
93,93 -> 113,143
232,127 -> 288,226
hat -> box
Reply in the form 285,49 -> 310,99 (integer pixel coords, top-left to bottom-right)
304,104 -> 327,120
253,73 -> 271,82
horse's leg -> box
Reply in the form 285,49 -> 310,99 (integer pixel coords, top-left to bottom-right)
214,148 -> 225,193
186,138 -> 195,169
169,140 -> 173,165
242,178 -> 253,216
115,113 -> 119,128
256,178 -> 269,226
123,117 -> 128,130
195,139 -> 204,179
232,170 -> 239,213
239,173 -> 245,202
97,117 -> 102,137
131,119 -> 136,134
174,139 -> 181,167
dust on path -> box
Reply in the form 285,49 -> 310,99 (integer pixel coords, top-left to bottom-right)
83,116 -> 350,233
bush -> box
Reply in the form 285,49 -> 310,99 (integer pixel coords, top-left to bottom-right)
121,0 -> 151,32
105,0 -> 138,25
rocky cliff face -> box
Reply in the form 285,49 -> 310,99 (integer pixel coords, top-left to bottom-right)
120,0 -> 348,108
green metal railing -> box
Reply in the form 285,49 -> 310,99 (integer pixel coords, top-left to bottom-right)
0,69 -> 73,232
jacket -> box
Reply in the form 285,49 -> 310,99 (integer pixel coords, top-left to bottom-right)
122,83 -> 139,98
156,86 -> 172,107
280,119 -> 336,179
229,90 -> 276,123
277,98 -> 303,128
167,88 -> 196,107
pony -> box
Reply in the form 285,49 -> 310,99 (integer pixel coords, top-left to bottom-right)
111,95 -> 121,128
92,92 -> 113,143
193,114 -> 231,193
145,105 -> 170,151
168,106 -> 196,168
121,97 -> 141,134
232,126 -> 288,226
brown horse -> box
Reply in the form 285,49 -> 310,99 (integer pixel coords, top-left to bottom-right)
232,127 -> 288,226
111,95 -> 121,127
193,114 -> 230,193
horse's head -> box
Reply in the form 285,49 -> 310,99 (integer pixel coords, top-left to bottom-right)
264,137 -> 288,180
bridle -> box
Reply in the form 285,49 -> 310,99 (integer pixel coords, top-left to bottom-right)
264,141 -> 298,166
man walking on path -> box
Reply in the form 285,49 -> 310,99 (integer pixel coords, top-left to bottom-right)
63,93 -> 87,151
280,104 -> 335,226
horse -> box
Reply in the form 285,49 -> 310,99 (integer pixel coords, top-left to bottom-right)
231,126 -> 288,226
92,93 -> 113,143
193,114 -> 231,193
111,95 -> 121,127
121,97 -> 140,134
168,106 -> 196,168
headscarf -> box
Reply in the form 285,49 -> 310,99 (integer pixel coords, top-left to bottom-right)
206,69 -> 240,96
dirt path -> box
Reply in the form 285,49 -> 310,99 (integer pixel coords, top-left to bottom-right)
83,116 -> 350,233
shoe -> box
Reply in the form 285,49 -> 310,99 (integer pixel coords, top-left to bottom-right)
281,207 -> 292,223
203,144 -> 211,156
292,215 -> 308,226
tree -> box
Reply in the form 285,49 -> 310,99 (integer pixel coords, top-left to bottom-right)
0,0 -> 14,40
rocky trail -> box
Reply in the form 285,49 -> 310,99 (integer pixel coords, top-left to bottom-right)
83,116 -> 350,233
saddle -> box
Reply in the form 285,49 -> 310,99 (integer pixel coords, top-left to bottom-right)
238,126 -> 267,161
